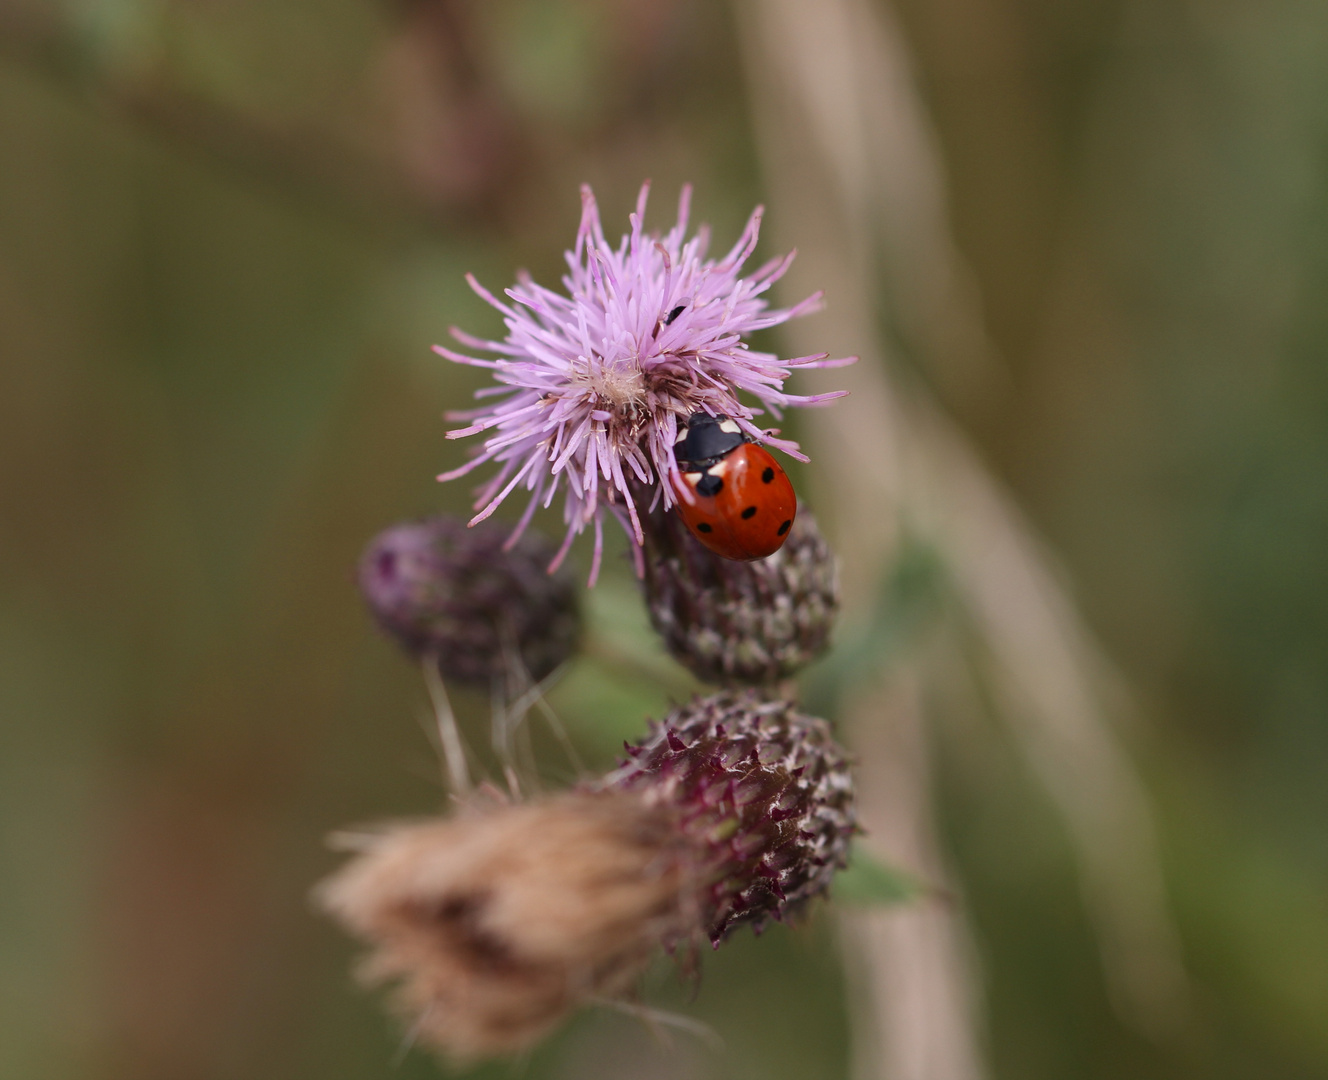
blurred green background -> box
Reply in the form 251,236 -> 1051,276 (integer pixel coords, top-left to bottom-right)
2,0 -> 1328,1078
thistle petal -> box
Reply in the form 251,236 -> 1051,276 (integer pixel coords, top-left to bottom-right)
435,184 -> 851,580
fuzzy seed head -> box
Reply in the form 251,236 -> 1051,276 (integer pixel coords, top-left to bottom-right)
317,792 -> 696,1062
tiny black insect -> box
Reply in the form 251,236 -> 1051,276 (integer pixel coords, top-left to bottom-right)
664,304 -> 686,326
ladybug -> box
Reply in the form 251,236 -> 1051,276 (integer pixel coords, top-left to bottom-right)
670,413 -> 797,561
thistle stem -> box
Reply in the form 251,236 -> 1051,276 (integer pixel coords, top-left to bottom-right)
422,654 -> 471,797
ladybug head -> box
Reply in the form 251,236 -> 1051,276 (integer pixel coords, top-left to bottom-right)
675,413 -> 746,468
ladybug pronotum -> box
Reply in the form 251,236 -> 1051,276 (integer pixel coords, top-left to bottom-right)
670,413 -> 797,561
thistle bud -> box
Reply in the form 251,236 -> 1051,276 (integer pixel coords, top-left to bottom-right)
318,692 -> 854,1061
358,515 -> 580,683
640,505 -> 838,686
608,689 -> 856,943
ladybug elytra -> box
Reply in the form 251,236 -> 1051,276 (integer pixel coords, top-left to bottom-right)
670,413 -> 797,561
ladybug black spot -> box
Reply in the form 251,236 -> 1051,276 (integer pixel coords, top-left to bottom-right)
697,522 -> 714,533
777,519 -> 792,536
741,506 -> 758,520
696,473 -> 724,496
762,467 -> 775,483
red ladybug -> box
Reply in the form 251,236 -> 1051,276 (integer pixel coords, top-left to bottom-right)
670,413 -> 797,560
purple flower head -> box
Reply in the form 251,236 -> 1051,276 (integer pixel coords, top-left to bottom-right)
436,182 -> 853,584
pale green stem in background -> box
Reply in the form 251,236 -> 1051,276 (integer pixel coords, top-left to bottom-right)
422,654 -> 472,798
734,1 -> 1189,1076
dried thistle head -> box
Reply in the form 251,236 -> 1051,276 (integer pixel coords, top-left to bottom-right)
317,792 -> 692,1061
318,693 -> 855,1061
357,514 -> 580,683
640,504 -> 838,686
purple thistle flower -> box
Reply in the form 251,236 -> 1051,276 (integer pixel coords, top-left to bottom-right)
435,182 -> 853,584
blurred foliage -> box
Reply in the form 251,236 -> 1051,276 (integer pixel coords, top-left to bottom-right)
832,848 -> 924,908
801,535 -> 948,719
2,0 -> 1328,1078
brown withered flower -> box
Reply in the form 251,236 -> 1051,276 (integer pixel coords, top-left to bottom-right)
318,691 -> 855,1061
318,792 -> 688,1060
